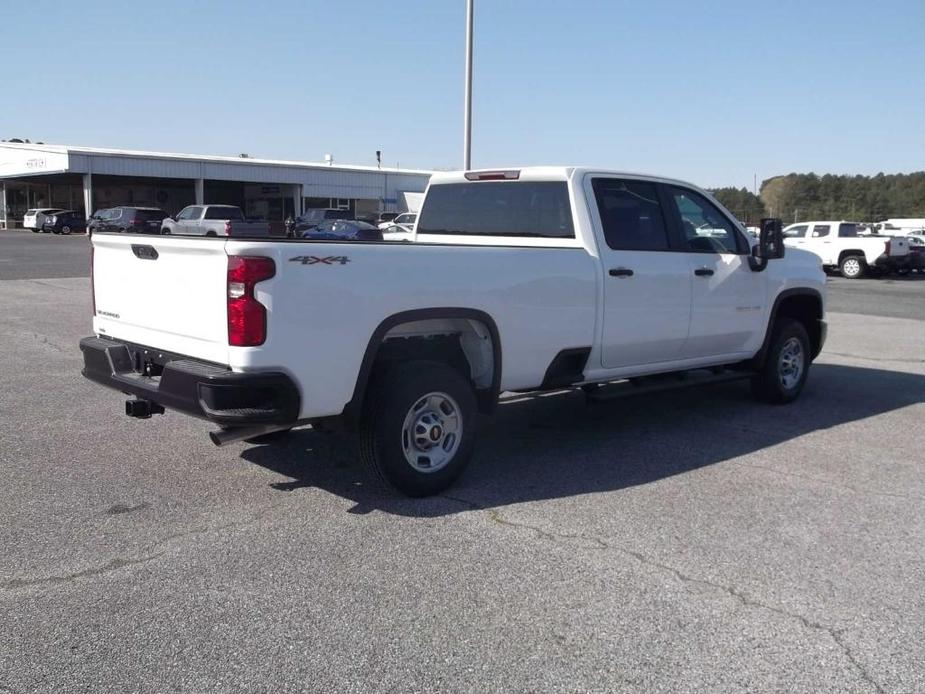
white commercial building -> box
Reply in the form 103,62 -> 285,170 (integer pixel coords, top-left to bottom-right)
0,142 -> 431,233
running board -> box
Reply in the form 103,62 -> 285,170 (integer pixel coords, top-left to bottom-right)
583,370 -> 750,402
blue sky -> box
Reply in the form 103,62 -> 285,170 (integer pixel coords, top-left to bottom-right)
3,0 -> 923,189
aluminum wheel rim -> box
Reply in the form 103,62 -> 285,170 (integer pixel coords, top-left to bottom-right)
778,337 -> 805,390
401,392 -> 462,473
843,258 -> 860,276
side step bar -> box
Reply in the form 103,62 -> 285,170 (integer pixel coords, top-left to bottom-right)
583,369 -> 751,402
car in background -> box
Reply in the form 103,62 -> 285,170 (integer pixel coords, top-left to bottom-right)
87,209 -> 111,235
41,210 -> 87,235
378,212 -> 416,231
91,206 -> 168,234
161,205 -> 270,237
358,211 -> 399,226
381,223 -> 414,242
23,208 -> 65,232
872,219 -> 925,235
301,219 -> 382,241
783,220 -> 910,278
293,208 -> 354,235
907,243 -> 925,274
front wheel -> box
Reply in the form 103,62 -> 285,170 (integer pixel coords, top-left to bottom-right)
751,318 -> 811,404
839,255 -> 866,279
359,361 -> 477,497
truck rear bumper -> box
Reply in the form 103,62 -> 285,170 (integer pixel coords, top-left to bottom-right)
873,253 -> 910,269
80,336 -> 300,426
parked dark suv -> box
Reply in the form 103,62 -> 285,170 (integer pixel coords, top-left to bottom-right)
41,210 -> 87,235
90,206 -> 168,234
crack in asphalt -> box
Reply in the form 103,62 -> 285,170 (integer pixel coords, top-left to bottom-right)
0,552 -> 165,590
0,509 -> 276,593
481,505 -> 885,694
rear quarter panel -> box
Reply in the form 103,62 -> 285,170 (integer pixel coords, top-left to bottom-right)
226,240 -> 598,419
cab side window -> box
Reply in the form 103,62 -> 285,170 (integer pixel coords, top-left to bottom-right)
592,179 -> 671,251
669,187 -> 743,254
784,225 -> 808,238
837,223 -> 857,237
813,224 -> 831,237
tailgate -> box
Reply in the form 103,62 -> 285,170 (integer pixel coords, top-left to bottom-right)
888,237 -> 910,256
91,234 -> 230,364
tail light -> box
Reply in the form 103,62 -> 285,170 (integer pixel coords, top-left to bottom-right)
885,240 -> 891,255
90,245 -> 96,315
227,256 -> 275,346
130,218 -> 144,227
224,221 -> 232,236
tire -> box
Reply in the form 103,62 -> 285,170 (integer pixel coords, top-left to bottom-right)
206,231 -> 217,237
51,229 -> 60,235
61,225 -> 72,235
751,318 -> 811,404
161,229 -> 171,235
31,228 -> 40,233
839,255 -> 866,279
359,361 -> 477,497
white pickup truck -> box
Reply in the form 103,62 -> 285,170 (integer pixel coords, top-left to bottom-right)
161,204 -> 270,237
81,167 -> 827,496
783,220 -> 910,278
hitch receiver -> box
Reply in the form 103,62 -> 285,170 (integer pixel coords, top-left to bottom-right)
125,398 -> 165,419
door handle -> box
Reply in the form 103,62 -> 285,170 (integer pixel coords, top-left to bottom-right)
694,267 -> 714,277
609,267 -> 634,277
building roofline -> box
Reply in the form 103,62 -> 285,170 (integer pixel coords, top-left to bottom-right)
0,141 -> 433,176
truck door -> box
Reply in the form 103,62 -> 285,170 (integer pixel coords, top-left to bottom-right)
588,177 -> 692,367
664,186 -> 767,358
186,206 -> 205,235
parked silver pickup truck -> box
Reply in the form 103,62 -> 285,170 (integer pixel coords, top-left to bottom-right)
161,205 -> 270,237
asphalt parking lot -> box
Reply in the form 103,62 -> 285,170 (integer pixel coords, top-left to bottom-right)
1,229 -> 923,693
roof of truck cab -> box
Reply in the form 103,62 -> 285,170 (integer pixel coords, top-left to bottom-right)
429,167 -> 709,191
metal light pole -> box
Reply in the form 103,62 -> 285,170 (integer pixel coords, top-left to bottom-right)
463,0 -> 473,170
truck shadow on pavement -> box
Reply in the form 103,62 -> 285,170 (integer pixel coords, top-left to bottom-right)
240,363 -> 924,517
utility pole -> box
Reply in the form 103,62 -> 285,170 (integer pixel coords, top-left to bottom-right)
463,0 -> 474,170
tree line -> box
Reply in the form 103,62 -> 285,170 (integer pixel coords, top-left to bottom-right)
711,171 -> 925,224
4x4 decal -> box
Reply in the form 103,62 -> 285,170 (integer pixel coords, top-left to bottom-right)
289,255 -> 351,266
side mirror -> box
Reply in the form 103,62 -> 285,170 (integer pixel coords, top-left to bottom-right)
758,218 -> 784,260
749,218 -> 784,271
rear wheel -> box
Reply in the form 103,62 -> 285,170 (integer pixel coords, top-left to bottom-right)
751,318 -> 811,404
61,225 -> 72,235
839,255 -> 866,279
31,228 -> 40,233
359,361 -> 477,497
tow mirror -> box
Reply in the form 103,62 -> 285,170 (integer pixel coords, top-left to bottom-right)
758,218 -> 784,259
749,218 -> 784,271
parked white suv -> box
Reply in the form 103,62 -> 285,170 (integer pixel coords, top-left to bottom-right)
783,220 -> 910,278
81,167 -> 826,496
23,208 -> 65,233
378,212 -> 416,231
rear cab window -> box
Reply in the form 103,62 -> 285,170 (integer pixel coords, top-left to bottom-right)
136,209 -> 167,222
837,223 -> 857,237
417,181 -> 574,239
205,207 -> 243,220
